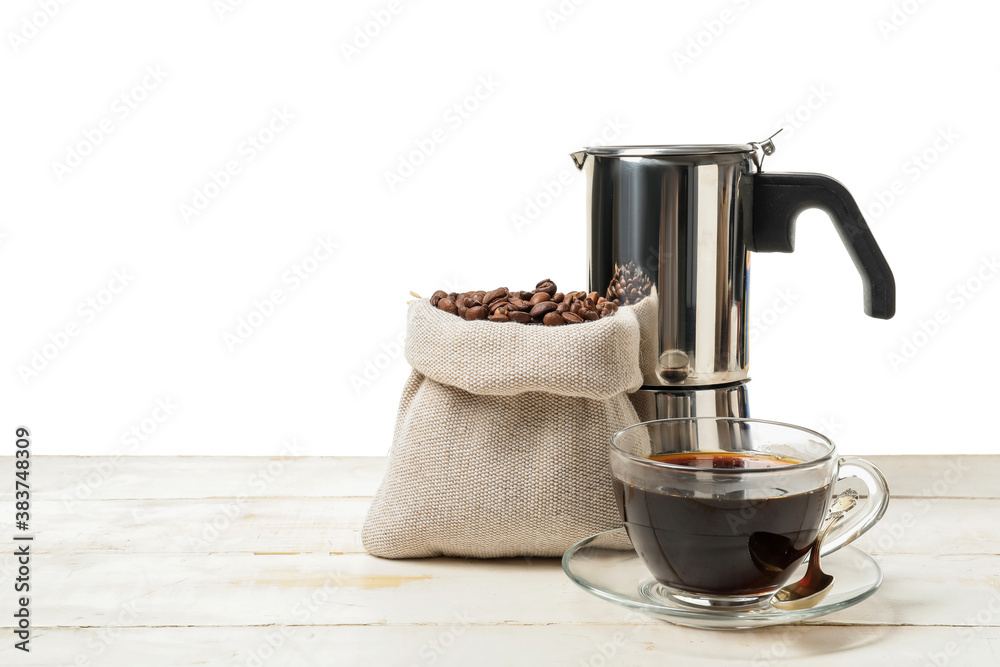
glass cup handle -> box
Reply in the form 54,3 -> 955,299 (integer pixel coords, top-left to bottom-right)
820,456 -> 890,556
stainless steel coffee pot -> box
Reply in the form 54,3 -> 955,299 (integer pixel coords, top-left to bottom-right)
571,138 -> 894,419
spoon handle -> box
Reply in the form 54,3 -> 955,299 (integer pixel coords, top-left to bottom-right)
809,513 -> 845,571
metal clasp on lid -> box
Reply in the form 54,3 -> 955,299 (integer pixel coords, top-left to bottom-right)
750,129 -> 782,171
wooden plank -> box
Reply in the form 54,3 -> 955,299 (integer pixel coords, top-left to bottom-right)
1,497 -> 993,556
0,456 -> 387,501
2,455 -> 997,501
852,497 -> 1000,555
871,455 -> 994,499
0,454 -> 993,667
4,625 -> 1000,667
2,552 -> 999,629
0,497 -> 368,555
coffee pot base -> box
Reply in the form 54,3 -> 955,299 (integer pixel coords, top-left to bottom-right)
629,382 -> 750,422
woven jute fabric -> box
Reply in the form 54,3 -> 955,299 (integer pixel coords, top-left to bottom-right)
403,297 -> 645,399
362,298 -> 652,558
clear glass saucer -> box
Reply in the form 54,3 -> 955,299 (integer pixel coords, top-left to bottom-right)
562,528 -> 882,630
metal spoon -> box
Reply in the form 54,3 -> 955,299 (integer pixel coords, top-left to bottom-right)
771,491 -> 859,610
829,489 -> 860,515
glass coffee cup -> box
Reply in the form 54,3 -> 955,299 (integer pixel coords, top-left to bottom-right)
610,418 -> 889,610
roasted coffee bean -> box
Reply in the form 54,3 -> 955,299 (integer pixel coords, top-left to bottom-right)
536,279 -> 557,296
429,279 -> 625,326
543,312 -> 566,326
530,300 -> 559,317
483,288 -> 507,304
606,261 -> 652,305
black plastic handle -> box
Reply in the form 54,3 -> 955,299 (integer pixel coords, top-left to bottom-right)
750,172 -> 895,320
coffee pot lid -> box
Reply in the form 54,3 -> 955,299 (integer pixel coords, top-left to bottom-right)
581,144 -> 752,157
571,131 -> 782,170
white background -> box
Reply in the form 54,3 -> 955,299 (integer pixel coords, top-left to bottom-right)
2,0 -> 997,457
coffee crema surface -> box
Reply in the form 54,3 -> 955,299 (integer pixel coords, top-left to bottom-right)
647,451 -> 804,470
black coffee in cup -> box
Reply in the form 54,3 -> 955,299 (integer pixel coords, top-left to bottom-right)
612,451 -> 830,596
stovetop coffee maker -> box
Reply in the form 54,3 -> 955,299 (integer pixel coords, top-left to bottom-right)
571,136 -> 895,421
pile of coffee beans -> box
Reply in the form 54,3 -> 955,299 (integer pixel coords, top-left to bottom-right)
430,279 -> 619,326
606,261 -> 652,305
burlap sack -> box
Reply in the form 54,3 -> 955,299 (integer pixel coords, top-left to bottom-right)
362,297 -> 652,558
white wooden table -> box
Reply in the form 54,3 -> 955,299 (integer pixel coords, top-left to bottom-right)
2,456 -> 999,666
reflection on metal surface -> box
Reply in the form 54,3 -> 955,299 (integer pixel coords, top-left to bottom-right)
629,383 -> 750,423
576,147 -> 754,387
